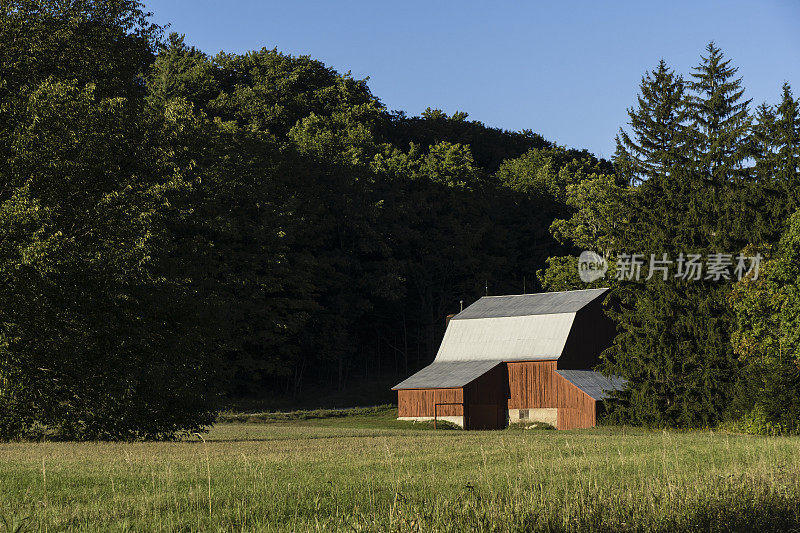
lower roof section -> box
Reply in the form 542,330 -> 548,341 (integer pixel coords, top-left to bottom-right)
392,360 -> 503,390
556,370 -> 626,400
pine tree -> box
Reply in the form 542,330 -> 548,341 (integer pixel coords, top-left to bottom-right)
752,102 -> 778,183
614,59 -> 697,251
615,59 -> 690,186
688,42 -> 758,250
773,84 -> 800,208
600,47 -> 756,428
750,84 -> 800,241
689,43 -> 752,182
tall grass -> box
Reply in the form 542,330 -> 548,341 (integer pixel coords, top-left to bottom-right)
0,410 -> 798,531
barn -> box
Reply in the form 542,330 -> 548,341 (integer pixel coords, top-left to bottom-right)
392,288 -> 625,430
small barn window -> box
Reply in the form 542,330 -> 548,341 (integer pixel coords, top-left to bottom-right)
519,409 -> 529,420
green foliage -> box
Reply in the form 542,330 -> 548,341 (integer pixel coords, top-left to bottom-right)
3,0 -> 797,439
688,43 -> 752,185
546,44 -> 798,429
596,48 -> 760,428
0,1 -> 218,440
752,83 -> 800,233
729,212 -> 800,433
0,0 -> 161,99
549,173 -> 629,254
146,33 -> 219,109
615,60 -> 690,186
0,77 -> 219,440
383,108 -> 550,172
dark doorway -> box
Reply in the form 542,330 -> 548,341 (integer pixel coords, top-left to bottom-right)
463,364 -> 509,430
466,403 -> 505,429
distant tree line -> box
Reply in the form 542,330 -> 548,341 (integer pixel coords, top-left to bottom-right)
0,1 -> 797,439
0,1 -> 607,439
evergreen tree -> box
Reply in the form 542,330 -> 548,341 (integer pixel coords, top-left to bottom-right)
595,49 -> 755,427
770,84 -> 800,218
744,85 -> 799,248
615,59 -> 690,186
613,59 -> 697,251
688,42 -> 758,250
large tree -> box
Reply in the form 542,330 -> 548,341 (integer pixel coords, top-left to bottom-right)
542,48 -> 769,428
729,211 -> 800,433
752,83 -> 800,237
0,1 -> 219,440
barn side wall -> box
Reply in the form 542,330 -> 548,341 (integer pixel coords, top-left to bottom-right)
464,364 -> 508,429
464,364 -> 509,405
397,361 -> 602,430
555,377 -> 597,430
507,360 -> 558,409
558,298 -> 616,369
397,388 -> 463,418
507,360 -> 598,429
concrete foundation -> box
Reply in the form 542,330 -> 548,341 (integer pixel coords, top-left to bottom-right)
508,408 -> 557,427
398,416 -> 464,428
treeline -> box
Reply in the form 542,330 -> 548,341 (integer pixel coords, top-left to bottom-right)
0,1 -> 609,439
1,1 -> 798,440
544,49 -> 800,433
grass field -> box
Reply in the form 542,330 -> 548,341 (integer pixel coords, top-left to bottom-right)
1,406 -> 799,532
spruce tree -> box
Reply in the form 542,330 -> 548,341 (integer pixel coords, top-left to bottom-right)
600,47 -> 755,427
752,102 -> 778,183
688,42 -> 757,249
773,84 -> 800,209
615,59 -> 690,186
750,84 -> 800,244
613,59 -> 696,251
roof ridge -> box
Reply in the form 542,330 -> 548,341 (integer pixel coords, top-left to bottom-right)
479,287 -> 608,299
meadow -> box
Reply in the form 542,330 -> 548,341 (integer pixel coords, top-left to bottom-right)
1,406 -> 799,532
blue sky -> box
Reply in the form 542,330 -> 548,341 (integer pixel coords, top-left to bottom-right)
142,1 -> 800,159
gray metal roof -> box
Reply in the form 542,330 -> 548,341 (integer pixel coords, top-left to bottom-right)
453,288 -> 608,320
556,370 -> 626,400
392,360 -> 503,390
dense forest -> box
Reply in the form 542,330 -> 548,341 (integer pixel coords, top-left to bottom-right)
0,1 -> 798,439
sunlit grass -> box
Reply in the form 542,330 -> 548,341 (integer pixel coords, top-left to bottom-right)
1,408 -> 798,531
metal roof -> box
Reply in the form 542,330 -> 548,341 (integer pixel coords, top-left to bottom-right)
435,313 -> 575,362
392,360 -> 503,390
453,288 -> 608,319
556,370 -> 626,400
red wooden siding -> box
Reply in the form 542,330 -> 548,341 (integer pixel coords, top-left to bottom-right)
465,364 -> 508,405
397,360 -> 600,430
555,376 -> 596,430
507,361 -> 558,409
506,360 -> 597,430
397,388 -> 463,417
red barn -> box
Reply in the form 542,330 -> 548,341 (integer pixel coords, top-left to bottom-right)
392,288 -> 624,430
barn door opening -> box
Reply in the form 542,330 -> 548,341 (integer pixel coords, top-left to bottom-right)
465,402 -> 504,429
462,363 -> 509,430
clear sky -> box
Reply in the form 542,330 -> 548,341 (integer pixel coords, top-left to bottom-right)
142,0 -> 800,159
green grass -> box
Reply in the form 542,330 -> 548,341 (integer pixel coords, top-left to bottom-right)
215,405 -> 461,430
216,404 -> 397,425
1,407 -> 799,531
